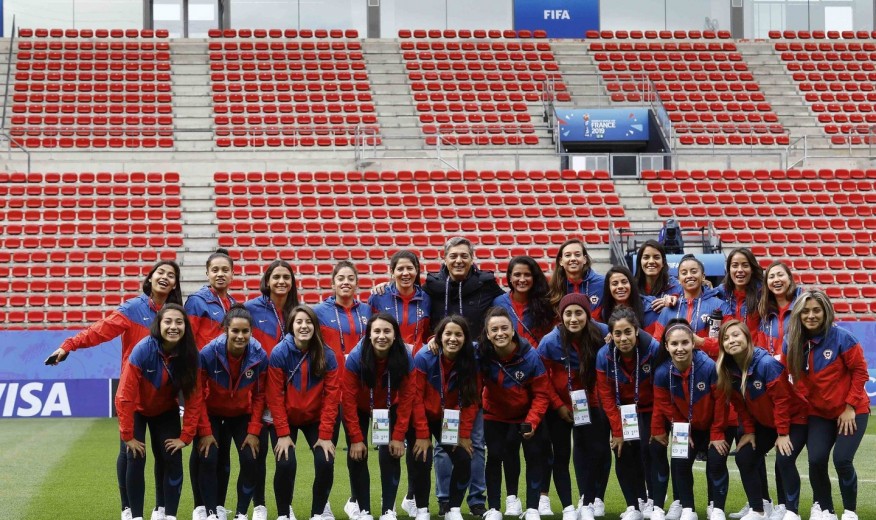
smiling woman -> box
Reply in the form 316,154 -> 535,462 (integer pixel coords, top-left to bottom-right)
185,248 -> 236,350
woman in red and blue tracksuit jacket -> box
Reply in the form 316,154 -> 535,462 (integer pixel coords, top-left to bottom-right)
596,307 -> 661,517
634,240 -> 683,302
783,290 -> 870,519
342,313 -> 417,520
368,250 -> 431,353
547,239 -> 606,319
492,255 -> 556,348
315,261 -> 373,358
650,319 -> 730,518
116,303 -> 204,520
479,306 -> 551,517
755,262 -> 801,358
715,248 -> 764,338
185,248 -> 236,350
267,305 -> 341,520
409,315 -> 481,517
194,304 -> 268,520
47,260 -> 183,519
716,320 -> 809,519
652,255 -> 725,360
599,265 -> 660,335
537,293 -> 611,519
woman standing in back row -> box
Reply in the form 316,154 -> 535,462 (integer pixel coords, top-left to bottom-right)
548,239 -> 606,319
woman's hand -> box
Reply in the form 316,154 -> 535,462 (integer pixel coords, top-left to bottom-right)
313,439 -> 335,461
349,441 -> 368,461
164,438 -> 187,455
46,348 -> 69,365
413,438 -> 432,462
610,436 -> 625,457
274,435 -> 295,462
692,335 -> 705,348
427,337 -> 439,355
125,438 -> 146,458
737,433 -> 756,451
710,439 -> 730,456
837,405 -> 857,436
198,435 -> 218,457
371,282 -> 390,295
650,433 -> 668,447
557,406 -> 574,424
389,440 -> 406,458
651,295 -> 677,312
241,434 -> 260,458
457,437 -> 474,457
775,434 -> 794,457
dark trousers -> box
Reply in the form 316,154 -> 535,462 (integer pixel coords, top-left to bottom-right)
254,423 -> 276,507
484,419 -> 548,511
736,423 -> 806,513
125,409 -> 183,518
613,411 -> 652,508
650,428 -> 730,511
807,413 -> 868,513
119,440 -> 166,511
410,420 -> 472,509
543,408 -> 612,507
194,414 -> 258,516
273,421 -> 335,517
346,408 -> 403,514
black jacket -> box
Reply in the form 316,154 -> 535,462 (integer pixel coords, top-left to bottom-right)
424,264 -> 505,337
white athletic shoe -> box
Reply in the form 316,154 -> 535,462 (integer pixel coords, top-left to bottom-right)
133,517 -> 144,520
166,516 -> 178,520
539,496 -> 555,516
577,504 -> 595,520
780,511 -> 800,520
738,512 -> 766,520
345,501 -> 361,520
446,508 -> 464,520
154,508 -> 167,520
650,507 -> 666,520
323,502 -> 334,520
234,515 -> 248,520
561,505 -> 577,520
639,499 -> 655,519
415,508 -> 430,520
620,506 -> 644,520
592,499 -> 605,518
679,509 -> 698,520
123,508 -> 134,520
711,509 -> 726,520
379,511 -> 398,520
401,497 -> 418,517
731,506 -> 750,520
252,506 -> 268,520
357,512 -> 374,520
277,516 -> 290,520
762,503 -> 773,519
821,514 -> 838,520
218,507 -> 228,520
810,503 -> 824,520
207,516 -> 219,520
193,508 -> 208,520
708,504 -> 714,519
311,516 -> 324,520
769,506 -> 787,520
524,509 -> 541,520
840,512 -> 857,520
505,496 -> 523,517
666,501 -> 683,520
483,509 -> 503,520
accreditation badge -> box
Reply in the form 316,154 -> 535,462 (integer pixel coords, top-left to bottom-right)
371,409 -> 390,446
440,409 -> 460,445
671,422 -> 690,459
570,390 -> 591,426
620,404 -> 639,441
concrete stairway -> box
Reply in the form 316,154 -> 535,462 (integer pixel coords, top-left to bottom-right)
169,39 -> 214,152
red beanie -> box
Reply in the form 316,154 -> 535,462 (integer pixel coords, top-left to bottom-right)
559,293 -> 592,316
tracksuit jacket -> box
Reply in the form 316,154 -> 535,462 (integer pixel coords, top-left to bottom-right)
596,330 -> 661,438
563,268 -> 606,321
267,335 -> 341,439
116,335 -> 204,444
341,344 -> 416,444
424,264 -> 505,337
596,295 -> 660,336
411,348 -> 480,439
644,276 -> 683,299
715,283 -> 761,338
782,326 -> 870,419
185,285 -> 236,349
60,293 -> 161,368
368,284 -> 431,352
651,350 -> 726,441
491,292 -> 553,347
198,334 -> 268,437
479,337 -> 551,430
244,295 -> 287,355
314,296 -> 372,357
653,288 -> 724,359
755,287 -> 802,357
725,348 -> 808,435
537,323 -> 609,412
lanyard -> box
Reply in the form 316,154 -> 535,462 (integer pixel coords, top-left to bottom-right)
269,300 -> 285,338
438,352 -> 448,411
444,277 -> 464,317
148,297 -> 161,313
676,295 -> 703,332
333,303 -> 363,354
508,301 -> 535,342
394,295 -> 420,346
160,352 -> 175,387
669,362 -> 696,423
369,369 -> 392,413
804,340 -> 813,372
494,357 -> 525,388
612,345 -> 639,407
286,349 -> 309,384
570,279 -> 590,300
211,288 -> 230,314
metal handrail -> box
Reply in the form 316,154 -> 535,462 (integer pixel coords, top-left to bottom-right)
1,130 -> 32,173
1,16 -> 17,128
435,134 -> 461,170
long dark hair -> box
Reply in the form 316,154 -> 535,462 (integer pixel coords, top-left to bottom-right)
286,305 -> 328,379
433,315 -> 480,407
722,248 -> 764,318
259,260 -> 299,322
142,260 -> 183,305
390,250 -> 422,286
634,240 -> 670,297
559,302 -> 604,390
222,303 -> 253,329
506,256 -> 555,331
601,265 -> 646,325
547,238 -> 591,309
758,261 -> 797,320
477,306 -> 520,369
654,317 -> 695,368
360,313 -> 410,389
149,303 -> 198,398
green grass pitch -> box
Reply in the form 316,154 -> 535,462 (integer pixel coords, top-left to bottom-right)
2,418 -> 874,519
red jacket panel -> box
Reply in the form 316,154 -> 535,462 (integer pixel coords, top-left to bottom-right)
596,331 -> 661,437
536,324 -> 608,411
479,339 -> 550,430
314,297 -> 372,356
651,350 -> 726,441
412,349 -> 479,439
185,285 -> 236,350
244,295 -> 287,356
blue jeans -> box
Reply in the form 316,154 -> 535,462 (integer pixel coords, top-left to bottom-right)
435,410 -> 486,507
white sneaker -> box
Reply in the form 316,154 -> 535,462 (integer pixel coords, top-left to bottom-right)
738,512 -> 766,520
592,499 -> 605,518
415,508 -> 430,520
821,514 -> 838,520
809,503 -> 823,520
679,509 -> 698,520
167,517 -> 178,520
762,503 -> 773,519
711,510 -> 726,520
234,515 -> 248,520
401,498 -> 418,517
840,512 -> 857,520
769,506 -> 787,520
639,499 -> 655,519
708,504 -> 714,519
311,516 -> 324,520
123,509 -> 134,520
524,509 -> 541,520
345,501 -> 361,520
539,496 -> 555,516
217,507 -> 228,520
505,496 -> 523,517
621,507 -> 644,520
207,516 -> 219,520
249,506 -> 266,520
666,502 -> 683,520
323,502 -> 334,520
446,508 -> 464,520
651,507 -> 666,520
483,509 -> 503,520
780,512 -> 800,520
358,512 -> 375,520
561,505 -> 577,520
278,517 -> 290,520
731,507 -> 750,520
577,504 -> 595,520
154,508 -> 167,520
379,511 -> 398,520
